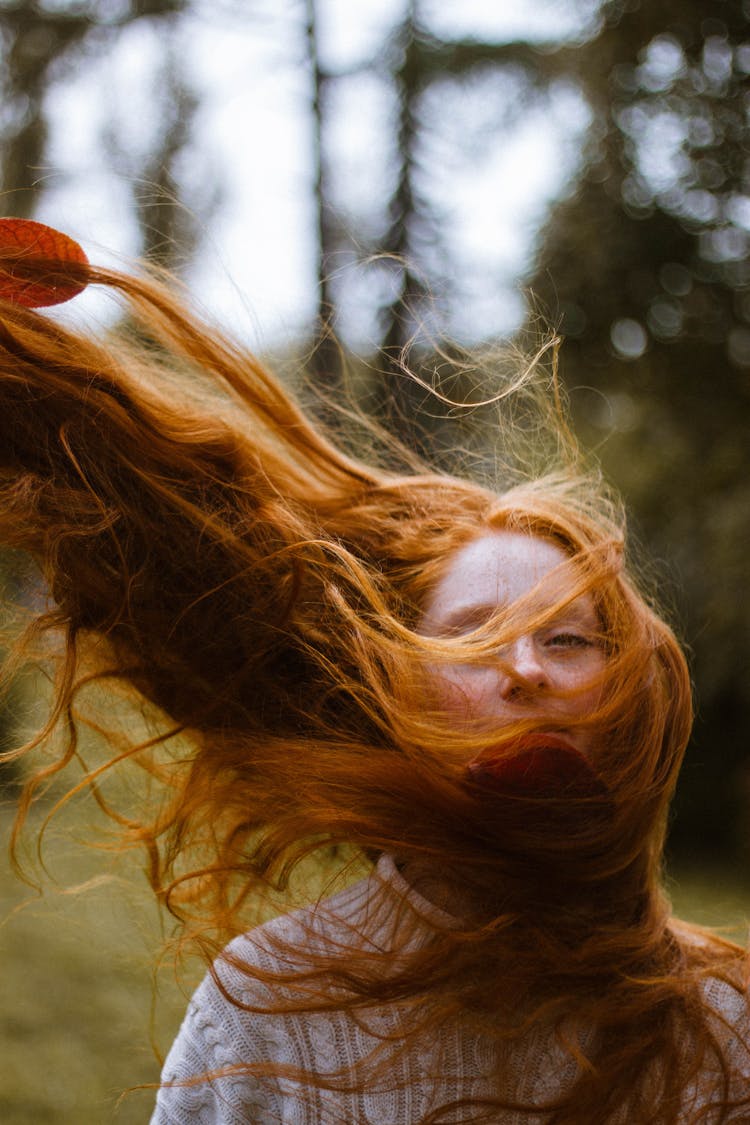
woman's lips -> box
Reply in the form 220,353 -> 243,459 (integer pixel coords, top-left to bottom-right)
466,733 -> 607,799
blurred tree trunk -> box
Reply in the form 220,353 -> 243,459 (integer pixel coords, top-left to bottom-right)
105,39 -> 215,273
305,0 -> 341,398
336,6 -> 572,452
375,0 -> 431,452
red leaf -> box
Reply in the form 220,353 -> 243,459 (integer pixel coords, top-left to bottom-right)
467,738 -> 608,800
0,218 -> 88,308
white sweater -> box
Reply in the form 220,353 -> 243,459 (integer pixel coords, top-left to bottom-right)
151,856 -> 749,1124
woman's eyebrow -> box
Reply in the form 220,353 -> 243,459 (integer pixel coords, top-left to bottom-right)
428,603 -> 505,632
551,602 -> 601,627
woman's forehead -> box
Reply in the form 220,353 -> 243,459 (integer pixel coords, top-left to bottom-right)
420,530 -> 593,632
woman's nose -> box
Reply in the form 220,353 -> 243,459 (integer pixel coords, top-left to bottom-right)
497,636 -> 550,699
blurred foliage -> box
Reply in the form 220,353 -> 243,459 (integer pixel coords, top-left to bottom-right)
527,0 -> 750,858
0,554 -> 34,791
0,806 -> 188,1124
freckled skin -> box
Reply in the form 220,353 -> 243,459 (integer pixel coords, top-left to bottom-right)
419,531 -> 606,758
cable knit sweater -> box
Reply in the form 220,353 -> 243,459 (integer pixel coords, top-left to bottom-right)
151,856 -> 750,1124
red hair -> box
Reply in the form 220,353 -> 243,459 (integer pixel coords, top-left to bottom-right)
0,261 -> 747,1121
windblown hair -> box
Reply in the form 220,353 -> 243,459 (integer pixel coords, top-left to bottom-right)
0,259 -> 747,1123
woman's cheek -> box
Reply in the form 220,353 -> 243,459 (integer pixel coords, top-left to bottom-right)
561,655 -> 607,716
427,665 -> 495,722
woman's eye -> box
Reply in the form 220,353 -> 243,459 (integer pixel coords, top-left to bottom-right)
547,632 -> 593,649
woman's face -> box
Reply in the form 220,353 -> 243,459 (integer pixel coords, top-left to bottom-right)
419,530 -> 606,758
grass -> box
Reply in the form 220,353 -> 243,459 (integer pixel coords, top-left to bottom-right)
0,803 -> 199,1125
2,801 -> 750,1124
667,863 -> 750,939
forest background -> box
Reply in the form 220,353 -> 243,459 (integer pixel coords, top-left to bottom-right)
0,0 -> 749,1120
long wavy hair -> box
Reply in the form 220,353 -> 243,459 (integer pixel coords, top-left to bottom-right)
0,257 -> 747,1123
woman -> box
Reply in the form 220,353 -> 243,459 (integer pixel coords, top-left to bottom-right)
0,223 -> 748,1123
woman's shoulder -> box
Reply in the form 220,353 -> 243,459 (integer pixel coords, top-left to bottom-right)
151,856 -> 433,1123
223,852 -> 453,978
670,917 -> 750,1039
